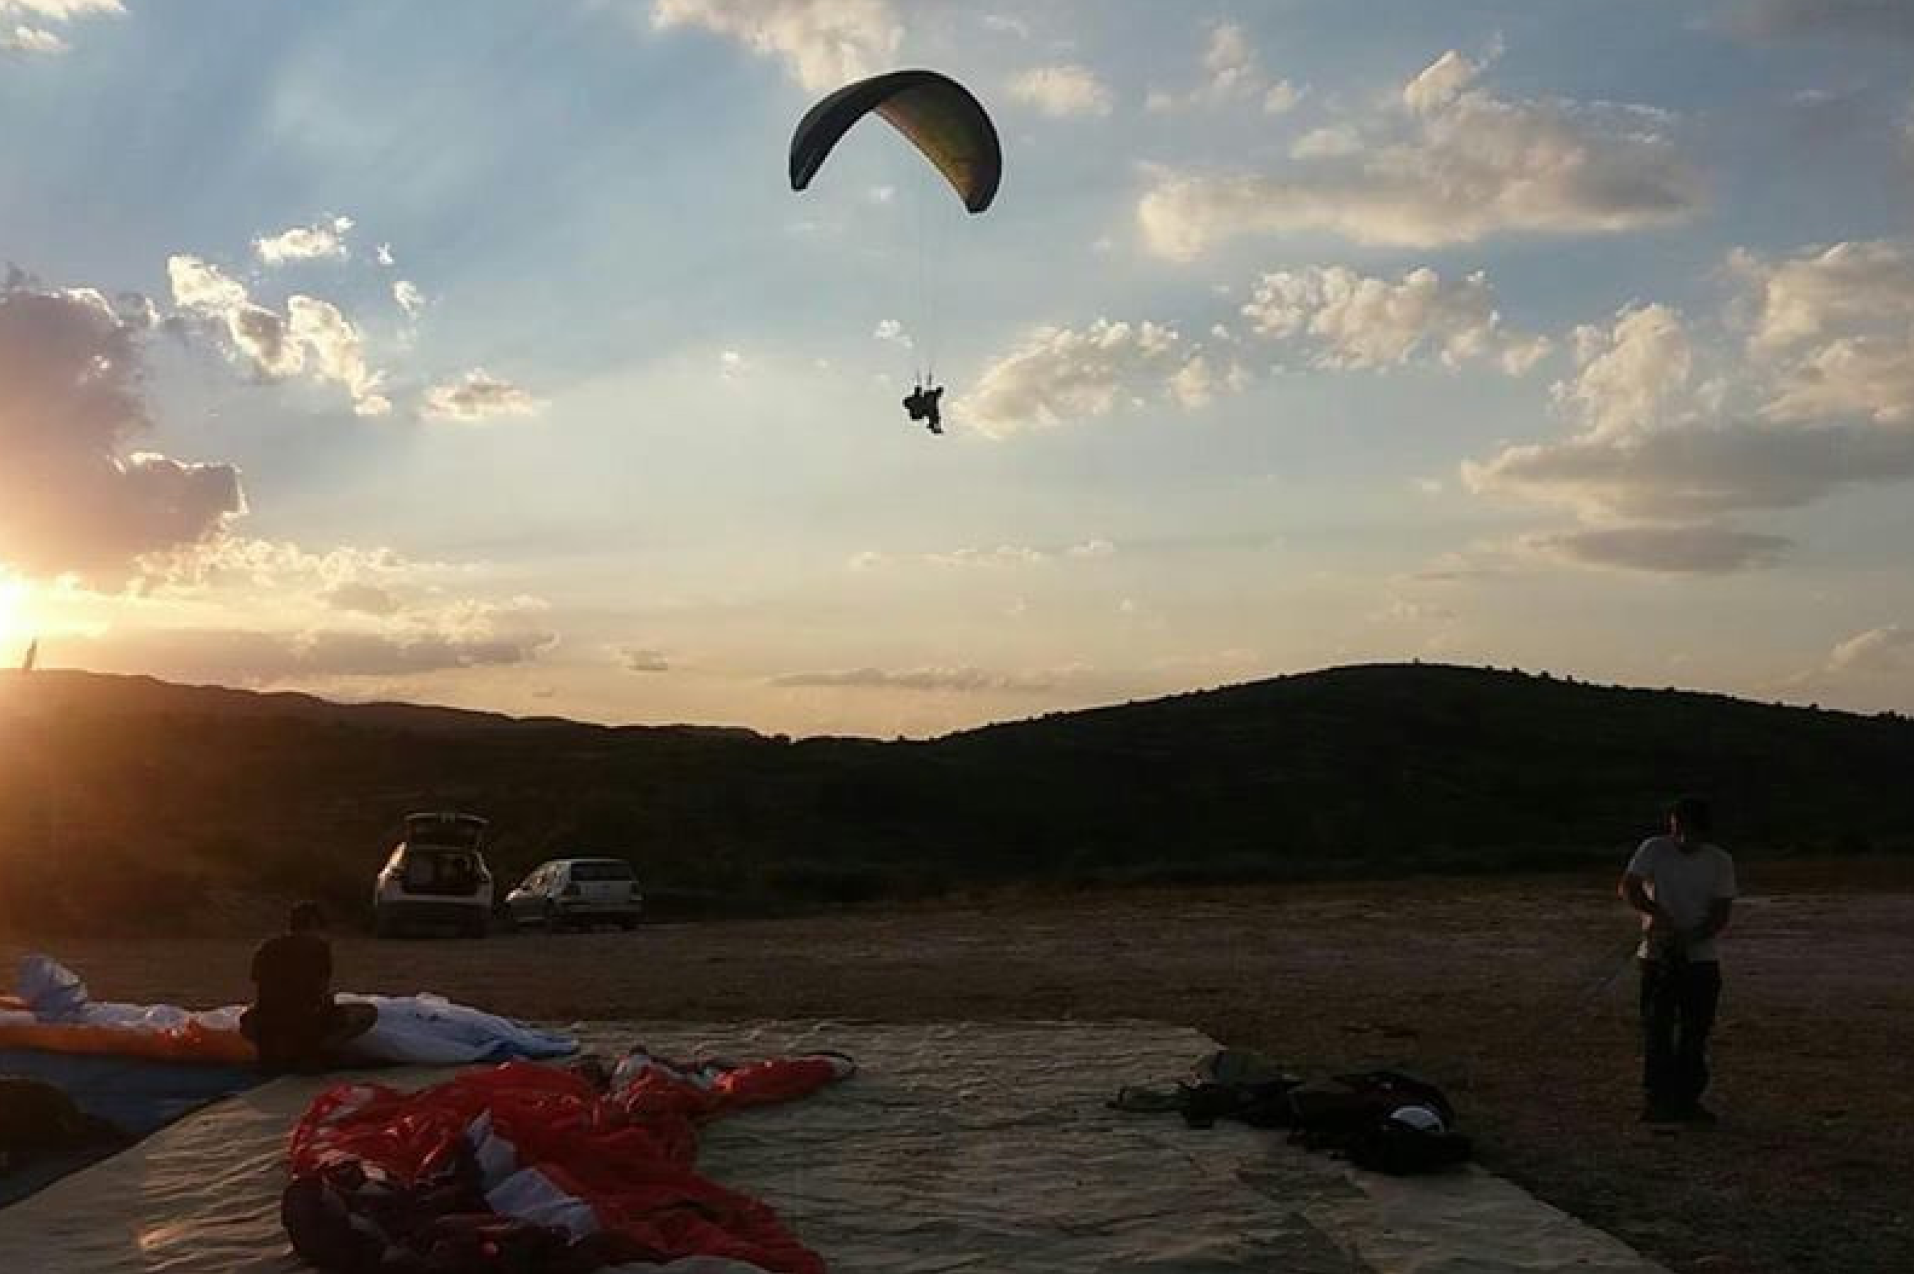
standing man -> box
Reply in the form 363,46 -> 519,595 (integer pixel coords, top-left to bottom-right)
1619,796 -> 1737,1124
240,902 -> 376,1074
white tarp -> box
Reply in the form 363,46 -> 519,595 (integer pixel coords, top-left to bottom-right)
0,1020 -> 1668,1273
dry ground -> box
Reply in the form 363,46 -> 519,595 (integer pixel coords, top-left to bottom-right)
6,863 -> 1910,1274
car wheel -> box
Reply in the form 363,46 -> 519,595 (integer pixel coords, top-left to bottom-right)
619,915 -> 639,931
373,907 -> 398,939
544,900 -> 565,933
464,914 -> 488,939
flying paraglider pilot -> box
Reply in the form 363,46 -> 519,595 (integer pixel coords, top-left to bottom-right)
903,384 -> 945,434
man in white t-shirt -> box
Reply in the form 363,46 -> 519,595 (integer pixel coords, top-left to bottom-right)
1618,795 -> 1737,1124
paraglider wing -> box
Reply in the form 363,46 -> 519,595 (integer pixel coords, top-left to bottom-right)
790,69 -> 1002,213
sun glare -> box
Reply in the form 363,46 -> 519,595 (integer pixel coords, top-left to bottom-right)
0,577 -> 27,655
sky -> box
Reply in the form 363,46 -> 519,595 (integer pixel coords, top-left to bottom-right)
3,0 -> 1914,736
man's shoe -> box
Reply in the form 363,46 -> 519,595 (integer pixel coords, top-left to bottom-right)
1680,1102 -> 1719,1125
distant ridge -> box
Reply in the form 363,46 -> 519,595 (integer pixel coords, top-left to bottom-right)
3,663 -> 1911,933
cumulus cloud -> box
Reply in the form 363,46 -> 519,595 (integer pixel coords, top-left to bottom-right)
1007,64 -> 1114,117
648,0 -> 899,91
1827,623 -> 1914,673
623,647 -> 670,673
288,296 -> 389,416
0,0 -> 119,52
167,256 -> 389,415
0,1 -> 124,17
873,317 -> 913,348
771,664 -> 1075,693
1527,525 -> 1790,573
1733,240 -> 1914,425
957,319 -> 1229,436
421,370 -> 540,423
1147,21 -> 1302,115
121,541 -> 559,678
0,285 -> 244,581
254,216 -> 354,266
393,279 -> 426,319
1463,243 -> 1914,571
1138,48 -> 1700,257
1241,265 -> 1550,373
3,24 -> 67,52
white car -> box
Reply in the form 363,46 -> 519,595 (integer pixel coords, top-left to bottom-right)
372,812 -> 495,938
506,857 -> 643,932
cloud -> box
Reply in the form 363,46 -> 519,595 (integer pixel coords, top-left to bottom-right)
1726,0 -> 1914,43
957,318 -> 1225,436
1828,624 -> 1914,673
421,370 -> 540,423
1553,302 -> 1695,440
1469,243 -> 1914,526
167,256 -> 389,415
1732,240 -> 1914,425
1007,64 -> 1114,117
375,243 -> 396,268
0,1 -> 124,17
873,317 -> 913,348
0,0 -> 119,52
1138,48 -> 1700,257
648,0 -> 899,91
112,542 -> 559,678
3,24 -> 67,52
393,279 -> 426,319
320,581 -> 402,616
254,216 -> 354,266
850,540 -> 1118,570
1526,524 -> 1790,573
0,285 -> 244,581
287,296 -> 390,417
1147,21 -> 1302,115
623,647 -> 670,673
128,610 -> 557,681
1241,265 -> 1549,373
770,664 -> 1075,693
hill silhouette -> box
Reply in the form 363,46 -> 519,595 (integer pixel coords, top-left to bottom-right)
2,664 -> 1911,933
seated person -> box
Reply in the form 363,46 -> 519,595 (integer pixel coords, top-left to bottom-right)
240,902 -> 376,1075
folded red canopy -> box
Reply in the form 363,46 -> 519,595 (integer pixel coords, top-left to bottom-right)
284,1050 -> 852,1273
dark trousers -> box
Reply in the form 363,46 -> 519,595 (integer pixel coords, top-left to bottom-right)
1639,958 -> 1722,1110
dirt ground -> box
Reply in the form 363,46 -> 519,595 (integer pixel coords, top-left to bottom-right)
5,862 -> 1909,1274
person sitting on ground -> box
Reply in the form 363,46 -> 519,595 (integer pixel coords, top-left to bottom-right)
1618,795 -> 1737,1124
902,383 -> 944,434
240,902 -> 377,1075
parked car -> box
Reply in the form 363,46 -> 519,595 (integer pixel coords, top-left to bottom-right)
506,857 -> 643,932
372,812 -> 494,938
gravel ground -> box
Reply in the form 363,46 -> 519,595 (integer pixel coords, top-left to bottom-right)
6,864 -> 1909,1274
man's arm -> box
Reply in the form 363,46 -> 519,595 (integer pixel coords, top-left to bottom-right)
1619,873 -> 1676,932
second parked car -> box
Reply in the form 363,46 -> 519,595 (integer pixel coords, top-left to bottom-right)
506,857 -> 643,931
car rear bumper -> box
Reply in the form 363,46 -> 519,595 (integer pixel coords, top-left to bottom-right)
378,898 -> 490,925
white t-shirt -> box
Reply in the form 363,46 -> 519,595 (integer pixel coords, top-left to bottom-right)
1625,836 -> 1738,962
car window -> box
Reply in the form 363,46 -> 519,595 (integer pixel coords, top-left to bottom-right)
571,861 -> 635,882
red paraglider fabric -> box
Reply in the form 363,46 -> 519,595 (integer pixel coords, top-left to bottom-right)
283,1051 -> 851,1273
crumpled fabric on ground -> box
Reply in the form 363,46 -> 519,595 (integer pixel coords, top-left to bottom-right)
284,1050 -> 855,1274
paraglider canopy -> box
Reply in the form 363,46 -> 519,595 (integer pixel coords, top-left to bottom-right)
789,69 -> 1002,213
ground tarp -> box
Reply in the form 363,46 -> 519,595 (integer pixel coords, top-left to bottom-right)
0,1021 -> 1669,1273
0,1049 -> 259,1207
